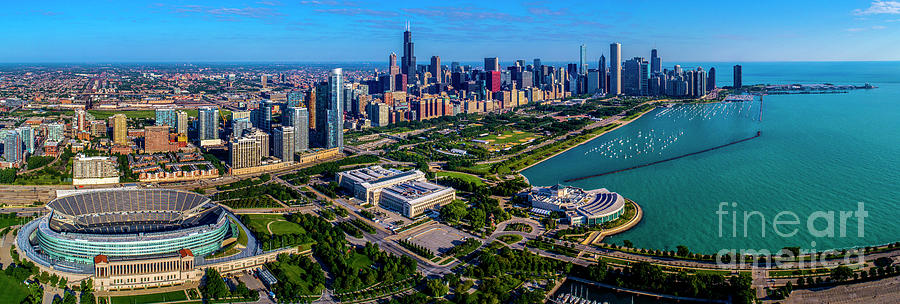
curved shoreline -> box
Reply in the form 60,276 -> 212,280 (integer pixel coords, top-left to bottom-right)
517,107 -> 657,173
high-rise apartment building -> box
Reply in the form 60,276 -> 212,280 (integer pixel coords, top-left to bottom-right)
733,65 -> 743,89
176,111 -> 188,135
283,107 -> 309,152
155,108 -> 177,128
111,114 -> 128,145
707,67 -> 717,91
315,68 -> 344,149
17,126 -> 34,154
2,130 -> 22,164
228,129 -> 268,170
273,126 -> 294,162
198,107 -> 219,142
251,101 -> 273,133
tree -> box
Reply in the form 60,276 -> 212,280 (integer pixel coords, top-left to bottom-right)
830,265 -> 854,282
623,240 -> 633,248
676,245 -> 690,257
425,278 -> 449,297
0,168 -> 16,184
440,200 -> 468,224
875,257 -> 893,268
200,268 -> 230,300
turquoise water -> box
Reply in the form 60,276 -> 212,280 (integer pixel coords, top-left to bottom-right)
523,62 -> 900,253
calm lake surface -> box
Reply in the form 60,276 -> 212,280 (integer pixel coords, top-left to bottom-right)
522,62 -> 900,253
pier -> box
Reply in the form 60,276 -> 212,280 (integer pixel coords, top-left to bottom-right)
564,131 -> 761,183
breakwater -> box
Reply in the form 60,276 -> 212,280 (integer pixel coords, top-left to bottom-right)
564,131 -> 761,183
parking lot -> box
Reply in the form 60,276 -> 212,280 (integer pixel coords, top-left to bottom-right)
407,225 -> 470,255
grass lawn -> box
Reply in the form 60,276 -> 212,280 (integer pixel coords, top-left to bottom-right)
268,220 -> 306,235
244,214 -> 291,235
435,171 -> 484,186
277,263 -> 320,294
478,130 -> 537,145
477,130 -> 538,151
459,163 -> 492,175
348,252 -> 373,269
111,291 -> 187,304
231,220 -> 249,246
0,216 -> 30,229
0,273 -> 29,304
498,234 -> 523,244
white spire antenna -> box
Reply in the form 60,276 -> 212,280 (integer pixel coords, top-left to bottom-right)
405,20 -> 410,31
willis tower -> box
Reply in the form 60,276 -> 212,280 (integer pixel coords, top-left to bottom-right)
401,21 -> 416,84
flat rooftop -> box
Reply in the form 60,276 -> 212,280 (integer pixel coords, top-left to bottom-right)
382,181 -> 451,201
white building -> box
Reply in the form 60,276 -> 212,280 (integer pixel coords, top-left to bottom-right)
337,166 -> 454,218
528,184 -> 625,226
73,155 -> 120,185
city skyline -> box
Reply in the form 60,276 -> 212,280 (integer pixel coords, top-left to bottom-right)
3,0 -> 900,63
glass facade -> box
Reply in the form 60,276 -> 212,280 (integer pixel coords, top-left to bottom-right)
35,216 -> 229,264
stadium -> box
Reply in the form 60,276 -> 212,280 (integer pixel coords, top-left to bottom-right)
19,188 -> 236,267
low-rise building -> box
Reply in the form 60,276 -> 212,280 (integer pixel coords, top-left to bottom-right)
528,184 -> 625,226
379,181 -> 456,218
338,166 -> 454,218
73,155 -> 120,185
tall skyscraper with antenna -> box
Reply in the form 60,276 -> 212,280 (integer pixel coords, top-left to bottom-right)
401,22 -> 416,85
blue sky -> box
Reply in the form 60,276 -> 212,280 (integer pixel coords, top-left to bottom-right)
3,0 -> 900,62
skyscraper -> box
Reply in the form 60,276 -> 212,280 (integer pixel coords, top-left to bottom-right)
623,57 -> 648,96
533,58 -> 543,87
176,111 -> 188,135
650,49 -> 661,74
430,56 -> 441,83
17,126 -> 34,154
283,107 -> 309,152
609,43 -> 622,95
251,101 -> 273,133
273,126 -> 295,162
401,22 -> 417,84
484,57 -> 500,72
306,87 -> 316,130
231,110 -> 251,139
733,65 -> 743,89
2,130 -> 22,164
75,110 -> 87,131
486,71 -> 501,93
598,55 -> 607,94
198,106 -> 219,142
388,52 -> 400,91
316,68 -> 344,149
111,114 -> 128,145
579,44 -> 587,75
707,67 -> 717,91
